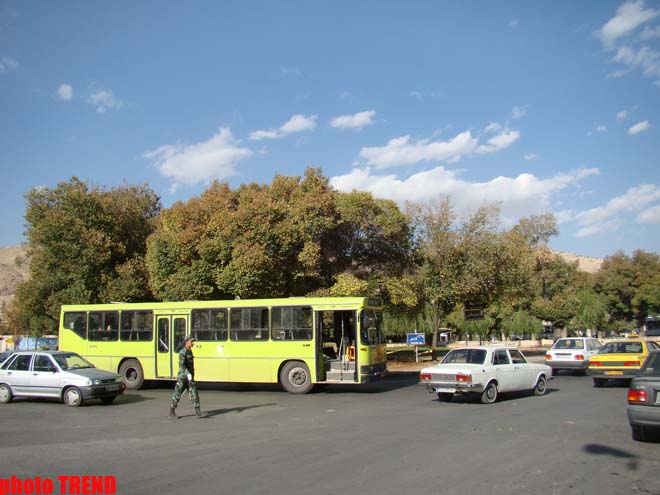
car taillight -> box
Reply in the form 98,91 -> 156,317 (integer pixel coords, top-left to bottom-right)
575,354 -> 584,361
628,389 -> 647,403
624,361 -> 640,367
420,373 -> 432,381
456,373 -> 471,383
545,354 -> 551,360
590,362 -> 602,367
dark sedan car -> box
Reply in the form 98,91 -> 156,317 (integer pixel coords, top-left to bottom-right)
627,350 -> 660,441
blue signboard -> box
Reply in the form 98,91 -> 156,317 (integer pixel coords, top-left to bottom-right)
407,333 -> 425,345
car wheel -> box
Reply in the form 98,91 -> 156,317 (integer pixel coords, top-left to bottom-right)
0,383 -> 13,404
481,382 -> 498,404
280,361 -> 313,394
101,396 -> 117,405
551,369 -> 558,377
632,425 -> 647,442
119,359 -> 144,390
533,376 -> 547,396
437,392 -> 453,402
593,378 -> 605,388
63,386 -> 83,407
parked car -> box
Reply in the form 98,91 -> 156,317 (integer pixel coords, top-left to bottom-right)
419,346 -> 551,404
545,337 -> 602,376
0,350 -> 125,407
627,350 -> 660,441
589,340 -> 660,387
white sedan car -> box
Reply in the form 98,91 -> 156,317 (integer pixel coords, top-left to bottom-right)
420,346 -> 552,404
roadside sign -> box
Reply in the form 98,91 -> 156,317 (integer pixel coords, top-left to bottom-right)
464,308 -> 484,321
407,333 -> 425,345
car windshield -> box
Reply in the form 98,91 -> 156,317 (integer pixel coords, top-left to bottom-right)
640,353 -> 660,375
598,342 -> 643,354
52,353 -> 95,370
554,339 -> 584,350
442,349 -> 486,365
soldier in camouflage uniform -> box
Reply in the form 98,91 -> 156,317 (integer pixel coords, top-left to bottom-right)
169,336 -> 204,418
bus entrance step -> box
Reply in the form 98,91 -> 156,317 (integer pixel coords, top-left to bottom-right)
325,371 -> 356,381
327,360 -> 355,372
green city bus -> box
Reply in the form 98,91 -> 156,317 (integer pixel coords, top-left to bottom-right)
59,297 -> 386,393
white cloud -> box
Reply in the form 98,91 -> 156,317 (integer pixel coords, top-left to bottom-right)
484,122 -> 503,133
0,56 -> 18,72
358,128 -> 520,169
408,91 -> 422,101
574,220 -> 621,238
628,120 -> 651,134
597,0 -> 660,47
358,131 -> 478,169
330,166 -> 598,222
637,204 -> 660,224
640,25 -> 660,40
57,84 -> 73,101
143,128 -> 253,191
616,110 -> 629,120
509,19 -> 519,28
249,114 -> 317,140
330,110 -> 376,130
524,153 -> 538,161
595,123 -> 607,132
279,66 -> 303,78
612,45 -> 660,83
477,130 -> 521,154
565,184 -> 660,237
511,105 -> 528,120
88,89 -> 123,113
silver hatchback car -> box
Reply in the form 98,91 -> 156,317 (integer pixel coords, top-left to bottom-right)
0,350 -> 125,407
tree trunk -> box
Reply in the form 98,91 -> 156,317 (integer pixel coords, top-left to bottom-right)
431,302 -> 439,361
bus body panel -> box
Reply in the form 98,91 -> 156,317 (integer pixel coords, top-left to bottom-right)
59,297 -> 385,391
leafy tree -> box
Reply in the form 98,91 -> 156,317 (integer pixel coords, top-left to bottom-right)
501,309 -> 543,339
530,292 -> 579,330
592,250 -> 660,328
146,168 -> 414,303
12,178 -> 161,335
511,213 -> 558,247
410,199 -> 535,358
571,290 -> 608,335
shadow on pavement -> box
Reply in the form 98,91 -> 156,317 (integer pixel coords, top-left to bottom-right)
583,443 -> 640,469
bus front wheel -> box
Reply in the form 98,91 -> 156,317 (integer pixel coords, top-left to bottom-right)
280,361 -> 313,394
119,359 -> 144,390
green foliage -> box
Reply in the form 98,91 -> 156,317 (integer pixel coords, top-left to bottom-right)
145,168 -> 414,303
501,309 -> 543,338
12,178 -> 160,335
571,290 -> 608,332
511,213 -> 558,247
593,250 -> 660,328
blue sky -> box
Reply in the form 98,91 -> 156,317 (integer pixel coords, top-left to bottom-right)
1,1 -> 659,259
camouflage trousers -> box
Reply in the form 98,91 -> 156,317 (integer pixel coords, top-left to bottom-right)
171,375 -> 200,409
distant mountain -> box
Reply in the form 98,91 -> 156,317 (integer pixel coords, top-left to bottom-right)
0,245 -> 29,310
554,251 -> 603,274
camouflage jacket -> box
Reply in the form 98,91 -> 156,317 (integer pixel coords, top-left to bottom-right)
177,347 -> 195,379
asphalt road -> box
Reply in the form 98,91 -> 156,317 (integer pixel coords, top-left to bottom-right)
0,373 -> 658,495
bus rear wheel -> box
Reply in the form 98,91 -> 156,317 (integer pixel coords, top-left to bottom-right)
119,359 -> 144,390
280,361 -> 313,394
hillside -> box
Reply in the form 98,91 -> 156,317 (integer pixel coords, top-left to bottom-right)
0,245 -> 29,310
556,251 -> 603,274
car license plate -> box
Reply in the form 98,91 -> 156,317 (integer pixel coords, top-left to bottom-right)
436,387 -> 455,393
605,371 -> 623,376
105,384 -> 120,391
